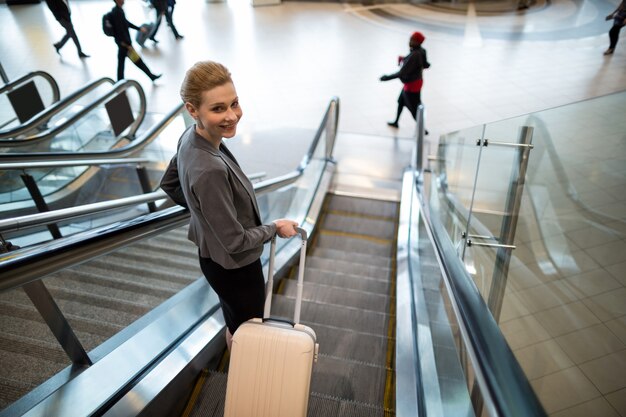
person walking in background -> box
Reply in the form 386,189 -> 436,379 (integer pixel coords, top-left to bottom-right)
108,0 -> 162,81
44,0 -> 89,58
160,61 -> 298,350
604,0 -> 626,55
147,0 -> 183,43
380,31 -> 430,132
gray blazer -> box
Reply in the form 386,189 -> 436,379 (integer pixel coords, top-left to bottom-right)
174,126 -> 276,269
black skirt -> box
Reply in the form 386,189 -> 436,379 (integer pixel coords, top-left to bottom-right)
398,90 -> 421,119
198,255 -> 265,334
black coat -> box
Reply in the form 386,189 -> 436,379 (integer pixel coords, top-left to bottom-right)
387,47 -> 430,83
109,5 -> 140,46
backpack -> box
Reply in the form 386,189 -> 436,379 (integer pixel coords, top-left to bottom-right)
102,12 -> 115,37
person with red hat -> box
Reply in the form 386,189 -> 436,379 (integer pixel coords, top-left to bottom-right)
380,31 -> 430,131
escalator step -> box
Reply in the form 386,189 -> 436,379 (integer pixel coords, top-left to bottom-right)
309,392 -> 389,417
55,269 -> 181,298
299,267 -> 390,294
271,295 -> 389,335
315,234 -> 393,258
281,280 -> 390,314
311,355 -> 387,405
0,300 -> 119,351
322,213 -> 396,241
306,257 -> 391,281
106,249 -> 200,273
312,248 -> 392,268
188,371 -> 228,417
133,240 -> 198,259
310,323 -> 390,366
84,259 -> 199,285
47,272 -> 178,308
327,195 -> 398,219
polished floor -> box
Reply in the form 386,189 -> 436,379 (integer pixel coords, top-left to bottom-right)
1,0 -> 626,415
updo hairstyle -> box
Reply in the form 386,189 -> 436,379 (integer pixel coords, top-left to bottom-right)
179,61 -> 233,109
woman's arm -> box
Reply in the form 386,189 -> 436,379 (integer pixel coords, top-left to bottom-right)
195,169 -> 276,254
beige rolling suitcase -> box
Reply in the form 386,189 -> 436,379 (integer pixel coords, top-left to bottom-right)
224,227 -> 319,417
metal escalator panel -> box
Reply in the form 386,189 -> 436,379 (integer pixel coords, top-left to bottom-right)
1,79 -> 118,148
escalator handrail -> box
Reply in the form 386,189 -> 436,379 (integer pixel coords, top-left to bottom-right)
0,96 -> 341,292
415,174 -> 547,417
0,102 -> 184,163
0,77 -> 114,140
0,157 -> 149,170
0,79 -> 145,145
0,70 -> 60,102
0,190 -> 167,234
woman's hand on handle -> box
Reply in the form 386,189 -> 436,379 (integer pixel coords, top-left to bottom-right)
272,219 -> 299,238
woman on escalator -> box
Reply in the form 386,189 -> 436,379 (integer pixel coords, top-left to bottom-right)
160,60 -> 299,350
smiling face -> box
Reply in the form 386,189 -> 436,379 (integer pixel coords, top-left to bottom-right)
185,82 -> 242,147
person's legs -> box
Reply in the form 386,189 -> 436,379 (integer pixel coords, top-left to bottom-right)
606,24 -> 622,53
388,91 -> 404,128
149,12 -> 163,41
165,8 -> 182,38
117,47 -> 127,80
199,255 -> 265,345
54,33 -> 70,50
126,47 -> 161,80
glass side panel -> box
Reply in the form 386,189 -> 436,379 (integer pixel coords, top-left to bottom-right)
431,91 -> 626,416
433,124 -> 485,252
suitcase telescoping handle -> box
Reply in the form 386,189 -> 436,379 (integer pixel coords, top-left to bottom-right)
263,226 -> 307,325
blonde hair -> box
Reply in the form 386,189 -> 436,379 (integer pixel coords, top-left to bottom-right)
180,61 -> 233,109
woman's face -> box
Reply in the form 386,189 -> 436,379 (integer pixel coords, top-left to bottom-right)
186,82 -> 242,143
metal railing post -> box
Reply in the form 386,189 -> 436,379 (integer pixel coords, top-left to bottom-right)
416,105 -> 425,175
23,280 -> 92,366
136,165 -> 157,213
20,172 -> 63,239
487,126 -> 534,321
0,61 -> 9,84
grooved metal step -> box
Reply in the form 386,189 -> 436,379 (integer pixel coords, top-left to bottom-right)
322,214 -> 396,241
281,280 -> 390,313
327,195 -> 398,219
52,270 -> 181,298
271,294 -> 389,336
315,234 -> 393,258
306,257 -> 391,281
312,248 -> 392,268
308,322 -> 390,366
298,267 -> 390,294
311,355 -> 387,404
77,259 -> 195,288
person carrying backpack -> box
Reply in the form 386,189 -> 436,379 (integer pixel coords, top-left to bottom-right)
105,0 -> 162,81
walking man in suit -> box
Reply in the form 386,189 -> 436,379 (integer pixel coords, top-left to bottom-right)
45,0 -> 89,58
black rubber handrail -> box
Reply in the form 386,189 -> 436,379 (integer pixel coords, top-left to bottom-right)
0,78 -> 144,145
0,77 -> 114,140
0,70 -> 60,100
416,173 -> 547,417
0,103 -> 183,163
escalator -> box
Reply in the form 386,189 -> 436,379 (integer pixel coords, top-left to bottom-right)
0,98 -> 341,416
0,76 -> 158,219
0,96 -> 547,417
188,193 -> 398,416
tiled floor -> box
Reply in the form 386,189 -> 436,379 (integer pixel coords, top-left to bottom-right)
2,0 -> 626,415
